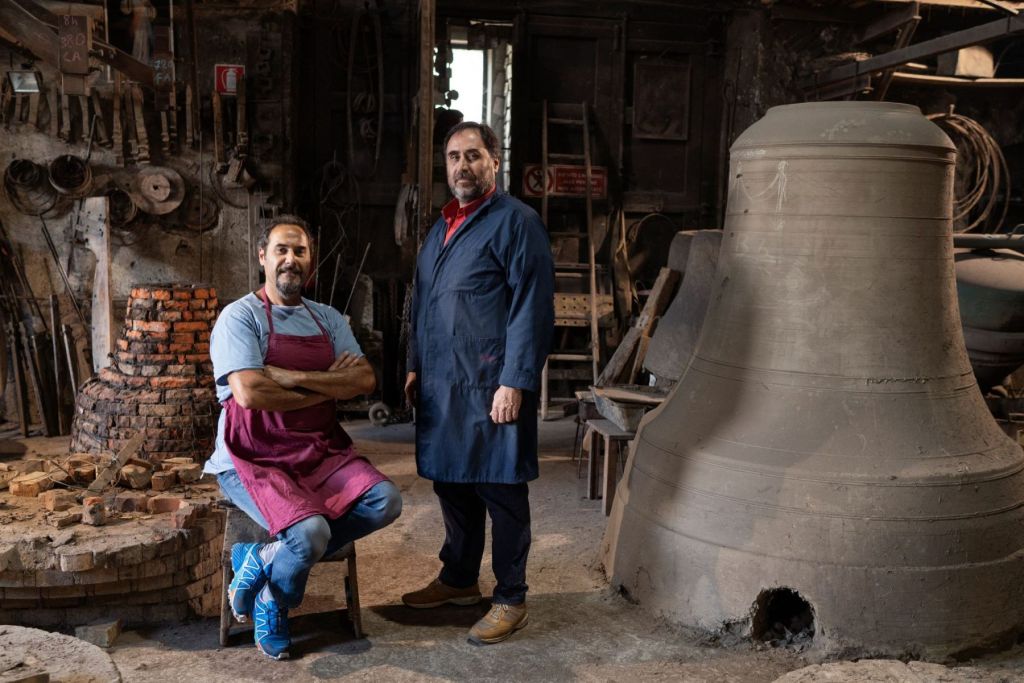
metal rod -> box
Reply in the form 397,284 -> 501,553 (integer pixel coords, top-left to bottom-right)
342,243 -> 372,316
329,251 -> 342,310
50,294 -> 64,435
19,321 -> 52,437
6,322 -> 28,437
62,323 -> 78,395
38,216 -> 87,327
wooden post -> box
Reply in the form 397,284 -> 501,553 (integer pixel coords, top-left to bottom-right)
82,197 -> 114,373
416,0 -> 435,247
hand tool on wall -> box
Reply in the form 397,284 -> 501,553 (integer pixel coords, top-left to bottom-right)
45,82 -> 58,137
185,83 -> 194,147
212,90 -> 226,171
5,322 -> 28,438
132,84 -> 150,164
60,91 -> 71,140
19,321 -> 53,437
90,90 -> 110,146
113,73 -> 124,166
28,91 -> 39,129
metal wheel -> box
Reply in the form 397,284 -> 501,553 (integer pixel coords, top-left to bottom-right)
367,402 -> 391,427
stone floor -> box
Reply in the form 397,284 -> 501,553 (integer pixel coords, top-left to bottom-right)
8,418 -> 1024,682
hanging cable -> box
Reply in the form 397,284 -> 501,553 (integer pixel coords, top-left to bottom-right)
927,109 -> 1010,233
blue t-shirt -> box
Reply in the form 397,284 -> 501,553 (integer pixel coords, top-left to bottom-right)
204,293 -> 363,474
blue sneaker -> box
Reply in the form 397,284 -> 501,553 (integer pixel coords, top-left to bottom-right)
254,593 -> 290,660
228,543 -> 268,622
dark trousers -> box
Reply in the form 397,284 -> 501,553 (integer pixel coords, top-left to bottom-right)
433,481 -> 531,606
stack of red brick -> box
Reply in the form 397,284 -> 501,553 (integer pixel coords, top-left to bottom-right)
0,501 -> 225,628
70,284 -> 220,464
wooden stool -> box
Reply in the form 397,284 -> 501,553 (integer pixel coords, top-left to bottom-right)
218,501 -> 363,646
584,419 -> 635,515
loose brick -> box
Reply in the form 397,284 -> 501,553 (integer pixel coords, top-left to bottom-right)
170,503 -> 199,529
151,289 -> 172,301
160,299 -> 189,311
188,298 -> 207,310
48,511 -> 82,528
10,472 -> 53,497
150,470 -> 177,491
148,495 -> 185,514
161,457 -> 195,469
119,464 -> 152,490
82,497 -> 106,526
173,290 -> 191,300
75,619 -> 123,648
111,491 -> 149,513
130,287 -> 151,299
194,288 -> 210,299
172,463 -> 202,484
12,459 -> 46,474
39,489 -> 77,512
173,322 -> 207,332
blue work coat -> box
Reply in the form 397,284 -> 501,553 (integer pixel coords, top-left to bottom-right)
410,191 -> 555,483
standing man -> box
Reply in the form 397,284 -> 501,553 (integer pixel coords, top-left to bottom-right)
205,216 -> 402,660
402,122 -> 554,645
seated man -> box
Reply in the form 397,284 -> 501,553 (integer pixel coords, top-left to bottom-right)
204,215 -> 401,660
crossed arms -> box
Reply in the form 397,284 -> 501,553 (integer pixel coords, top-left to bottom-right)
228,351 -> 376,411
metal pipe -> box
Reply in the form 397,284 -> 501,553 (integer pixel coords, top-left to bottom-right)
62,323 -> 78,395
953,233 -> 1024,252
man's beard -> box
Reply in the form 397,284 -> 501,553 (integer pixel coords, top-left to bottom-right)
276,269 -> 303,298
449,172 -> 490,202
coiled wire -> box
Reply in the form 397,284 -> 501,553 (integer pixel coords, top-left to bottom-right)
927,110 -> 1010,233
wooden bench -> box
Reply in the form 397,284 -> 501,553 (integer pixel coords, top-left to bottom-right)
584,419 -> 635,515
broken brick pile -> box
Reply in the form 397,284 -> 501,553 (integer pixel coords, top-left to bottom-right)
0,493 -> 224,628
70,284 -> 220,464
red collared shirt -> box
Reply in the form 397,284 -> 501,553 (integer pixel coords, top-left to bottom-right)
442,186 -> 496,245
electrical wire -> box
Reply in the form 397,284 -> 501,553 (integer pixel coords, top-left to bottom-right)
927,110 -> 1010,233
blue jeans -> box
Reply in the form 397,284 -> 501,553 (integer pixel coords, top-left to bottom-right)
218,469 -> 402,608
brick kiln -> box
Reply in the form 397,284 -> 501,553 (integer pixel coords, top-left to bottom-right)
70,284 -> 220,464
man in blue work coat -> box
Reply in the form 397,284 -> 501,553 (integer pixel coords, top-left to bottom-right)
401,122 -> 555,645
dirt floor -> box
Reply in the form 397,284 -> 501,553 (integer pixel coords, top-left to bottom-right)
13,418 -> 1024,682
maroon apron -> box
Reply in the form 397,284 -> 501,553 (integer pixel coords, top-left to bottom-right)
223,289 -> 386,535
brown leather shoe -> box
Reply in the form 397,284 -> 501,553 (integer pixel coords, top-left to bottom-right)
467,602 -> 528,645
401,578 -> 482,609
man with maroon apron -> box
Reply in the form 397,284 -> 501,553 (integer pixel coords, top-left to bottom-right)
204,215 -> 402,660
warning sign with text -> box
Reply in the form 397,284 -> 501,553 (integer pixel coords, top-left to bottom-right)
522,164 -> 607,199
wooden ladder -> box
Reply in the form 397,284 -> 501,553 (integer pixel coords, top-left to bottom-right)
539,100 -> 603,419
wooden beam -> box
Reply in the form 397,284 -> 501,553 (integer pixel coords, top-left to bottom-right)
855,2 -> 920,44
890,70 -> 1024,86
803,12 -> 1024,90
0,0 -> 154,87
